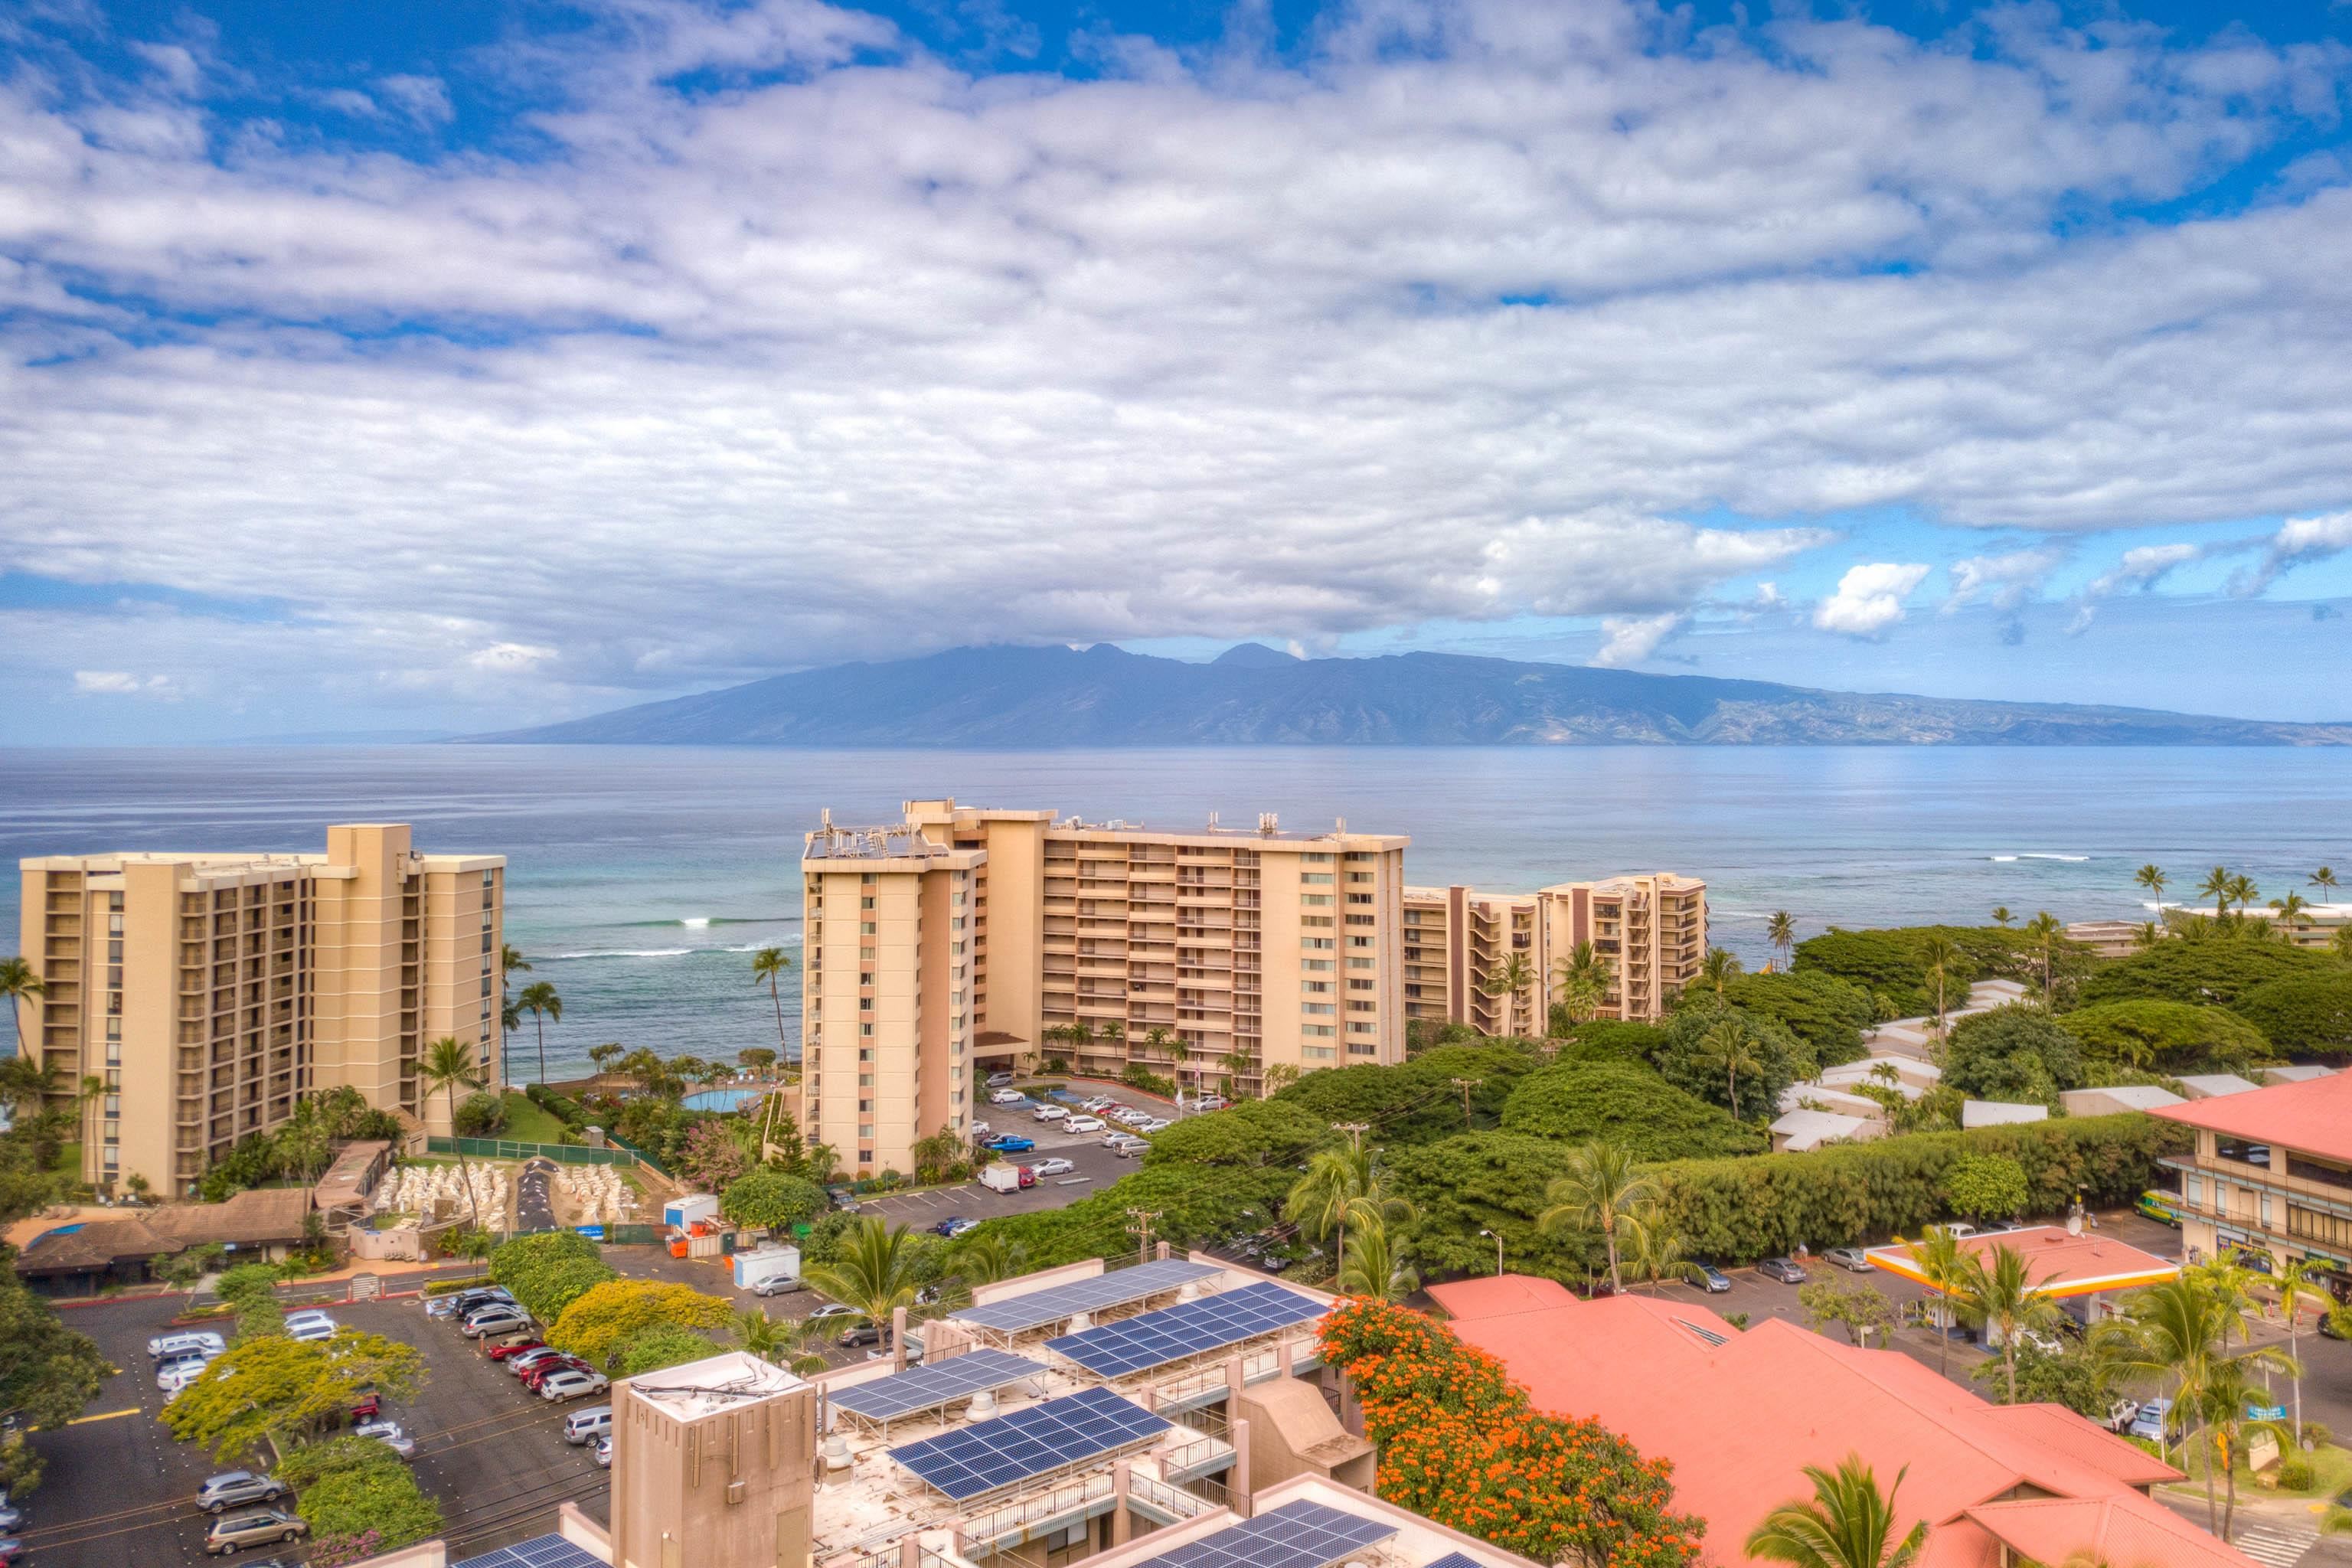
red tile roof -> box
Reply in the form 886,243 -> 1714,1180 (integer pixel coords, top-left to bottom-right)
1423,1275 -> 1578,1321
1869,1226 -> 2178,1299
1442,1279 -> 2242,1568
2150,1068 -> 2352,1163
1957,1495 -> 2255,1568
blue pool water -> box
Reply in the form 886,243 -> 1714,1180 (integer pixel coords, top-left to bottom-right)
682,1089 -> 758,1112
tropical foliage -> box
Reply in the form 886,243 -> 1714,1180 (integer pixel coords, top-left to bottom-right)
1500,1062 -> 1765,1162
160,1328 -> 426,1461
2228,973 -> 2352,1057
1939,1005 -> 2082,1107
547,1279 -> 735,1370
284,1439 -> 443,1564
1650,1001 -> 1809,1120
1271,1041 -> 1546,1142
1713,971 -> 1875,1067
489,1230 -> 617,1324
2058,1000 -> 2274,1076
2075,939 -> 2332,1011
720,1169 -> 827,1232
1746,1455 -> 1924,1568
1942,1154 -> 2028,1223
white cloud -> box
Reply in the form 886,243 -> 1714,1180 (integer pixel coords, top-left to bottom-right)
2237,511 -> 2352,596
1590,611 -> 1687,668
73,670 -> 174,695
2067,541 -> 2207,633
1814,564 -> 1932,639
1945,545 -> 2069,613
2,0 -> 2350,724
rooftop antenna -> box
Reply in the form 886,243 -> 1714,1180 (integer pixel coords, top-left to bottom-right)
1335,816 -> 1346,835
1207,811 -> 1220,831
1258,812 -> 1279,837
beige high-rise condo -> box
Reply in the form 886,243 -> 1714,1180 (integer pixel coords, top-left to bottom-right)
17,824 -> 504,1194
1403,873 -> 1706,1034
802,800 -> 1407,1177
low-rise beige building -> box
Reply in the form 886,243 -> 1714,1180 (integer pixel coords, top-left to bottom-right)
803,802 -> 1406,1176
1401,874 -> 1707,1034
17,824 -> 502,1193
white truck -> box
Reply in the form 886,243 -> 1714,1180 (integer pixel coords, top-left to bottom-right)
978,1162 -> 1024,1195
732,1245 -> 804,1293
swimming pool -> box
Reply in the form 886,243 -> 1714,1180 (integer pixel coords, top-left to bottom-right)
682,1088 -> 756,1112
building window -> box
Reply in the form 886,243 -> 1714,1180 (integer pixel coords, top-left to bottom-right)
861,897 -> 875,910
1348,956 -> 1375,969
860,1023 -> 874,1037
1302,874 -> 1333,887
1303,1003 -> 1334,1015
2288,1204 -> 2352,1252
1304,981 -> 1331,994
1304,1024 -> 1334,1037
1303,1045 -> 1334,1060
1302,959 -> 1332,972
1302,894 -> 1332,907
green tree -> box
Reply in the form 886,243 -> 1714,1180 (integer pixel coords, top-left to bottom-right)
1719,972 -> 1873,1066
2199,865 -> 2234,916
1798,1278 -> 1896,1348
1622,1207 -> 1700,1295
516,980 -> 563,1086
1943,1154 -> 2028,1224
1990,906 -> 2014,929
1767,911 -> 1797,971
588,1041 -> 624,1080
802,1217 -> 929,1354
1948,1243 -> 2064,1403
1550,941 -> 1614,1028
2089,1273 -> 2273,1531
0,1259 -> 108,1491
2079,938 -> 2331,1011
1698,946 -> 1741,999
2020,912 -> 2063,1004
1895,1227 -> 1969,1379
1694,1019 -> 1762,1120
490,1230 -> 616,1322
1336,1212 -> 1419,1300
615,1324 -> 723,1376
0,958 -> 44,1062
154,1241 -> 226,1308
750,946 -> 794,1060
2135,864 -> 2167,916
301,1455 -> 443,1562
547,1279 -> 735,1370
1917,934 -> 1970,1027
1145,1099 -> 1334,1168
1941,1005 -> 2082,1107
1654,1003 -> 1805,1120
1498,1061 -> 1764,1161
2061,1000 -> 2272,1076
1537,1140 -> 1657,1294
162,1328 -> 425,1462
947,1232 -> 1030,1287
2231,973 -> 2352,1057
1478,951 -> 1536,1039
1969,1338 -> 2116,1419
1287,1144 -> 1409,1269
720,1168 -> 825,1233
418,1036 -> 488,1232
2272,1257 -> 2330,1446
1746,1455 -> 1925,1568
2199,1351 -> 2298,1543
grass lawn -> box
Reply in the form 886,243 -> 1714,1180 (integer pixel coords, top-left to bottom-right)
47,1140 -> 80,1178
2165,1440 -> 2352,1502
498,1092 -> 570,1145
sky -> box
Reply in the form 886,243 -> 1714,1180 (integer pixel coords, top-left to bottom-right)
4,0 -> 2352,743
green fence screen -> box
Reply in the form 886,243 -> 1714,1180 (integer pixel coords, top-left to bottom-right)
425,1136 -> 634,1165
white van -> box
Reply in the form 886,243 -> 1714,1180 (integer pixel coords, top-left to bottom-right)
564,1406 -> 614,1446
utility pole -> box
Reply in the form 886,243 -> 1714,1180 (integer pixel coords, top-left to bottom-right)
1333,1122 -> 1370,1153
1126,1207 -> 1161,1266
1450,1077 -> 1482,1127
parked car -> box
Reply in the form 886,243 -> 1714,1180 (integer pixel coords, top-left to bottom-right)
1133,1118 -> 1170,1133
988,1089 -> 1025,1106
1031,1156 -> 1076,1177
150,1330 -> 227,1361
985,1135 -> 1035,1154
426,1287 -> 511,1320
0,1537 -> 24,1566
1757,1257 -> 1808,1284
1938,1223 -> 1978,1240
1692,1262 -> 1733,1293
1063,1116 -> 1106,1134
2135,1189 -> 2181,1226
2103,1398 -> 2141,1433
347,1393 -> 382,1423
969,1121 -> 991,1139
2128,1397 -> 2173,1442
0,1491 -> 26,1532
564,1406 -> 614,1446
932,1217 -> 979,1238
205,1508 -> 307,1556
1080,1096 -> 1116,1112
198,1472 -> 290,1514
1032,1103 -> 1069,1122
750,1274 -> 803,1298
594,1436 -> 613,1468
540,1370 -> 610,1403
354,1420 -> 416,1458
838,1322 -> 887,1348
985,1072 -> 1015,1088
1824,1246 -> 1872,1273
522,1357 -> 594,1390
2321,1311 -> 2350,1342
487,1338 -> 547,1362
462,1309 -> 532,1339
508,1347 -> 571,1377
1109,1138 -> 1145,1158
1112,1108 -> 1149,1125
159,1357 -> 218,1394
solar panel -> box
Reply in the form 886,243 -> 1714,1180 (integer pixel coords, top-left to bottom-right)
888,1386 -> 1171,1499
1135,1499 -> 1398,1568
1423,1553 -> 1485,1568
829,1348 -> 1046,1421
452,1534 -> 609,1568
952,1258 -> 1223,1334
1045,1281 -> 1327,1377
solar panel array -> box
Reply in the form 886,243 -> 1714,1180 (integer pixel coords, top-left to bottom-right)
952,1258 -> 1223,1334
1045,1281 -> 1328,1377
452,1534 -> 609,1568
1134,1499 -> 1399,1568
828,1348 -> 1046,1422
888,1386 -> 1171,1499
1423,1552 -> 1485,1568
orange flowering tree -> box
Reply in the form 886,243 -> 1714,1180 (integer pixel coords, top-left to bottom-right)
1318,1297 -> 1702,1568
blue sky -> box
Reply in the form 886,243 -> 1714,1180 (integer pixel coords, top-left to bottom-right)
5,0 -> 2352,742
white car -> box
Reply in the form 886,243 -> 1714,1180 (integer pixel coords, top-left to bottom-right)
289,1317 -> 338,1343
150,1331 -> 226,1361
1133,1118 -> 1171,1133
1112,1107 -> 1150,1125
1063,1116 -> 1106,1133
1031,1157 -> 1076,1177
354,1420 -> 416,1458
158,1354 -> 219,1392
1080,1096 -> 1116,1112
1032,1104 -> 1068,1122
988,1089 -> 1025,1106
540,1369 -> 610,1403
985,1072 -> 1015,1088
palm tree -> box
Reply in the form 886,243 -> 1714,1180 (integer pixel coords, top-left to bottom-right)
2021,911 -> 2062,1004
803,1217 -> 928,1354
1696,1018 -> 1762,1117
1623,1207 -> 1699,1294
2272,1257 -> 2328,1445
1917,935 -> 1968,1028
420,1035 -> 488,1233
1699,946 -> 1741,998
1989,906 -> 2014,929
1288,1144 -> 1409,1269
0,1050 -> 60,1118
1949,1243 -> 2063,1403
2090,1274 -> 2243,1528
2200,1352 -> 2299,1542
1218,1050 -> 1253,1098
1537,1141 -> 1657,1295
2270,893 -> 2311,929
733,1305 -> 791,1364
2227,874 -> 2260,917
1767,911 -> 1797,972
0,956 -> 44,1060
2133,921 -> 2162,950
587,1041 -> 623,1083
1337,1213 -> 1419,1301
1746,1455 -> 1926,1568
949,1232 -> 1031,1286
2198,865 -> 2233,916
1896,1227 -> 1969,1378
750,947 -> 793,1060
1550,942 -> 1612,1028
515,980 -> 562,1086
2311,866 -> 2341,907
2337,925 -> 2352,962
2135,864 -> 2167,916
1478,951 -> 1536,1038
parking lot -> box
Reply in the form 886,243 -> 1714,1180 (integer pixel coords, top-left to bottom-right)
23,1290 -> 606,1567
848,1086 -> 1166,1230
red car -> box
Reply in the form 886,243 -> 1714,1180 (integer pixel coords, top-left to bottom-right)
347,1393 -> 382,1423
1017,1166 -> 1037,1189
487,1339 -> 546,1363
521,1357 -> 592,1390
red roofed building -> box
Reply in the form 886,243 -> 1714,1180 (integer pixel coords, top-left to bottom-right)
2150,1068 -> 2352,1292
1425,1276 -> 2248,1568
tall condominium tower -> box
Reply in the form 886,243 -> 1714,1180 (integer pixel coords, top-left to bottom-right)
800,800 -> 1407,1177
1402,873 -> 1707,1033
16,824 -> 504,1194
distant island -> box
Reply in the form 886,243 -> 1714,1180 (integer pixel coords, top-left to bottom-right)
466,642 -> 2352,747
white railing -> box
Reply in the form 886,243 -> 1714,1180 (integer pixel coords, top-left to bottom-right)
1158,1433 -> 1232,1475
965,1472 -> 1114,1545
1129,1474 -> 1210,1520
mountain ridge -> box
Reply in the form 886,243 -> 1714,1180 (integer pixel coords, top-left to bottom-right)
464,645 -> 2352,747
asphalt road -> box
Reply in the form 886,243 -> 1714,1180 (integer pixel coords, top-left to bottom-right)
517,1158 -> 557,1232
24,1291 -> 606,1567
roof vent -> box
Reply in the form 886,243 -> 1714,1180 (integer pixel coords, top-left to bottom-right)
967,1388 -> 1000,1421
1066,1311 -> 1092,1333
821,1434 -> 852,1472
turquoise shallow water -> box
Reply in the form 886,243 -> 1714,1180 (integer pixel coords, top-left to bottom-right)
3,744 -> 2347,1083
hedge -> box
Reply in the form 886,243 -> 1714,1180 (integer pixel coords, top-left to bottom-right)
1648,1112 -> 2187,1263
974,1163 -> 1295,1269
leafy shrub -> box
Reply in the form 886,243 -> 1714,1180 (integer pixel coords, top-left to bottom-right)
1651,1000 -> 1809,1119
215,1262 -> 283,1306
452,1092 -> 508,1137
1120,1065 -> 1177,1097
489,1230 -> 615,1325
1944,1153 -> 2029,1221
2229,973 -> 2352,1057
613,1325 -> 722,1377
2276,1454 -> 2317,1491
1715,971 -> 1876,1067
547,1279 -> 736,1370
296,1453 -> 443,1560
2075,939 -> 2333,1011
2060,1000 -> 2273,1075
720,1169 -> 826,1232
1648,1113 -> 2186,1263
1942,1004 -> 2083,1106
1272,1041 -> 1545,1143
1143,1100 -> 1334,1169
1498,1062 -> 1767,1161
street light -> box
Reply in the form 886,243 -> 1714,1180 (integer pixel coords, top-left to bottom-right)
1478,1228 -> 1504,1276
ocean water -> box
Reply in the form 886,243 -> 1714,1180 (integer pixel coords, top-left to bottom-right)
3,745 -> 2347,1083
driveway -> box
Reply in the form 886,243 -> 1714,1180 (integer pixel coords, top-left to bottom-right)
517,1158 -> 557,1231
